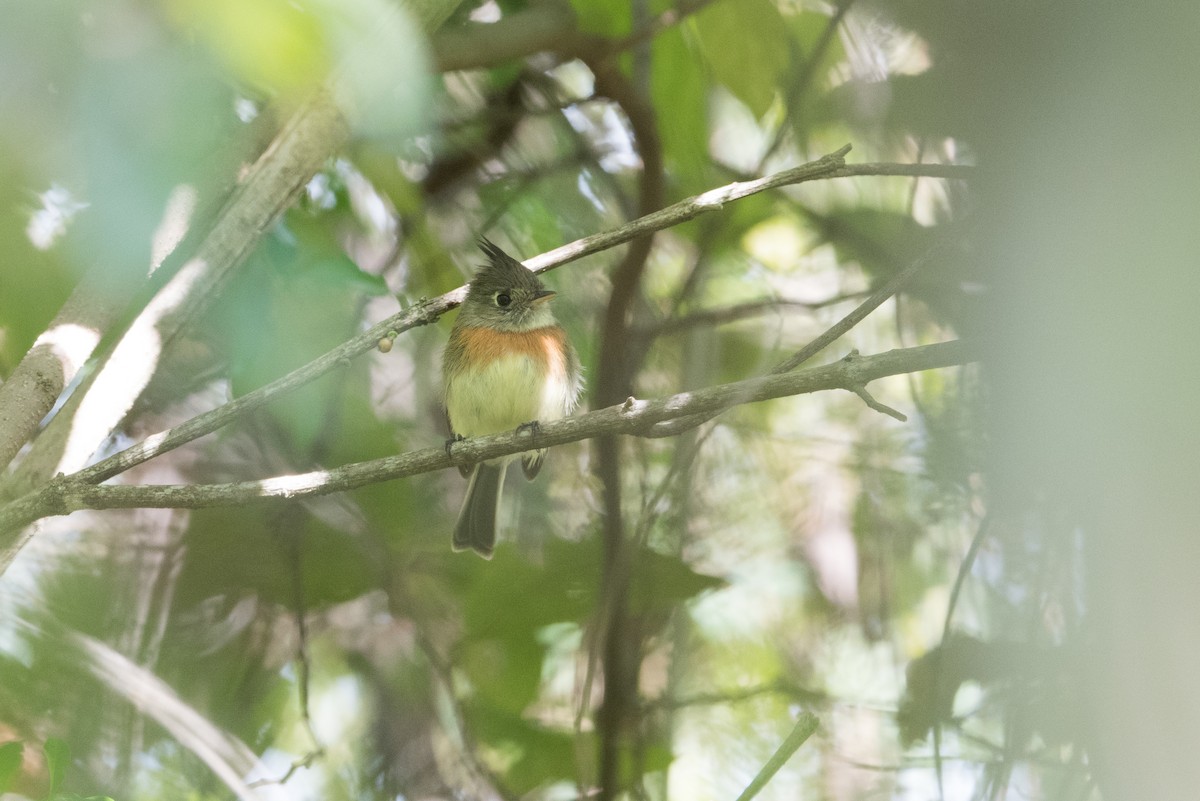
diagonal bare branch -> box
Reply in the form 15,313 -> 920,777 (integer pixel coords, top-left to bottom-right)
0,339 -> 976,537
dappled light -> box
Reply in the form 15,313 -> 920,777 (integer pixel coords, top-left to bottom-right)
0,2 -> 1193,800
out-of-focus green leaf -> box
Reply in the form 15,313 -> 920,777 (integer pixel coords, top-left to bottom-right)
790,10 -> 846,83
715,328 -> 773,384
499,194 -> 565,256
733,712 -> 819,801
176,509 -> 379,610
805,208 -> 974,327
165,0 -> 329,96
0,159 -> 75,372
450,543 -> 597,714
43,737 -> 69,798
652,26 -> 710,189
806,207 -> 930,275
568,0 -> 631,37
460,633 -> 546,715
168,0 -> 431,140
695,0 -> 789,118
0,741 -> 22,794
779,9 -> 848,136
456,539 -> 599,634
470,704 -> 586,793
630,548 -> 725,613
315,0 -> 432,142
211,215 -> 378,454
280,214 -> 390,296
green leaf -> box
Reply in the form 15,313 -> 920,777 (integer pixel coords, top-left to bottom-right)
273,215 -> 390,296
177,509 -> 380,610
43,737 -> 70,798
782,9 -> 849,142
502,193 -> 565,254
0,741 -> 22,794
568,0 -> 631,37
790,9 -> 846,80
168,0 -> 330,96
452,541 -> 601,713
652,26 -> 710,188
630,548 -> 726,613
469,705 -> 587,793
695,0 -> 790,118
313,0 -> 433,142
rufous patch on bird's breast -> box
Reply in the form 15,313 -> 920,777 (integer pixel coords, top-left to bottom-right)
452,325 -> 568,378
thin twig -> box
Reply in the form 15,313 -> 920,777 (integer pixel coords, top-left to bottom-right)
771,251 -> 929,374
933,514 -> 992,798
851,380 -> 908,422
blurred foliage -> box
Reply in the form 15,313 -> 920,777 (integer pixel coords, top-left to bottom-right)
0,0 -> 1111,800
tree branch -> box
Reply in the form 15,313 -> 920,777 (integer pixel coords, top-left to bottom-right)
2,93 -> 351,500
832,163 -> 973,180
583,37 -> 665,801
0,340 -> 976,534
0,154 -> 972,572
524,145 -> 854,272
0,270 -> 135,473
67,147 -> 873,490
1,0 -> 469,500
433,3 -> 578,72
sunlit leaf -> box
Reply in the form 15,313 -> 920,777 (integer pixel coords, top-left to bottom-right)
165,0 -> 330,96
694,0 -> 789,118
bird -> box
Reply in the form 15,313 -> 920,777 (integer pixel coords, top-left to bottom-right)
442,239 -> 582,558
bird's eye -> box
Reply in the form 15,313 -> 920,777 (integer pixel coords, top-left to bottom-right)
495,292 -> 512,307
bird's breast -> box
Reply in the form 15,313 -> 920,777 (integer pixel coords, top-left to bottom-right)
445,326 -> 571,437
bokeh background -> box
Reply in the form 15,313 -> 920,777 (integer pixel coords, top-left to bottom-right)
0,1 -> 1196,799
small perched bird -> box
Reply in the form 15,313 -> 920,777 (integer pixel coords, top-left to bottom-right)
442,239 -> 582,558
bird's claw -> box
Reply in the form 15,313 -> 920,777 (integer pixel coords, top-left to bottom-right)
444,434 -> 465,457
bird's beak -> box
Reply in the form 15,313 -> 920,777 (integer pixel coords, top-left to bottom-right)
532,289 -> 556,304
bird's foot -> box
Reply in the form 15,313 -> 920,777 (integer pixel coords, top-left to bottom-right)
516,420 -> 541,444
444,433 -> 465,457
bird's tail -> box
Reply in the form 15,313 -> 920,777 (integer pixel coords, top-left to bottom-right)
452,462 -> 506,558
